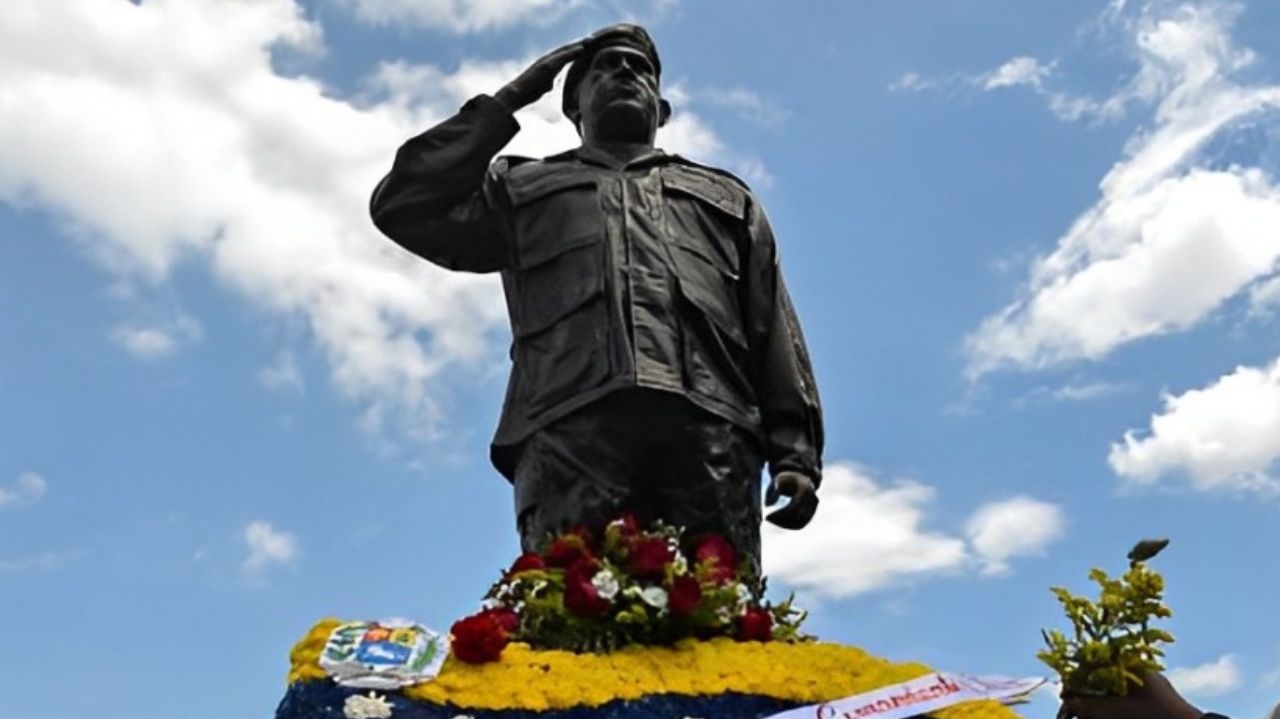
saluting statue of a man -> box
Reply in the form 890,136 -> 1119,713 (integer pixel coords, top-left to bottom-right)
371,25 -> 822,576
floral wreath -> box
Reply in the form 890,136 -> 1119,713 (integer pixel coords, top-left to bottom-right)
450,515 -> 809,663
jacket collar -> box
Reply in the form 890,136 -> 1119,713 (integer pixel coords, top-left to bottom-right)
547,144 -> 671,170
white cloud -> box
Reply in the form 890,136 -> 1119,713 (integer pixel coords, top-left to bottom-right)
661,84 -> 780,184
889,71 -> 934,92
1262,658 -> 1280,688
1051,381 -> 1126,402
1168,655 -> 1243,697
258,350 -> 305,394
1046,91 -> 1134,124
1016,380 -> 1129,408
241,520 -> 299,576
0,472 -> 47,508
965,496 -> 1065,576
696,87 -> 789,127
110,314 -> 202,361
112,326 -> 178,359
762,464 -> 968,598
982,56 -> 1054,91
0,551 -> 73,572
335,0 -> 580,32
1109,358 -> 1280,494
890,56 -> 1053,95
1247,274 -> 1280,319
657,81 -> 775,178
762,464 -> 1066,597
333,0 -> 682,33
966,2 -> 1280,378
728,157 -> 774,190
0,0 -> 732,448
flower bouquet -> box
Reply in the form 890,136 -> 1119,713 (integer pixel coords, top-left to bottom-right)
449,515 -> 808,662
1037,539 -> 1175,696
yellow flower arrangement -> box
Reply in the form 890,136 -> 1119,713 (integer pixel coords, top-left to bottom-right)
288,618 -> 1019,719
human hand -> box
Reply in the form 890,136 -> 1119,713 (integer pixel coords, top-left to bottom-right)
494,40 -> 587,112
1060,671 -> 1201,719
764,471 -> 818,530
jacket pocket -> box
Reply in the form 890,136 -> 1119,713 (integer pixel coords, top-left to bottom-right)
662,169 -> 746,279
508,170 -> 601,268
512,240 -> 610,417
671,248 -> 748,351
672,252 -> 755,407
515,239 -> 604,336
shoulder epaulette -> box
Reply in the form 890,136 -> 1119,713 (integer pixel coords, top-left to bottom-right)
667,154 -> 753,194
491,155 -> 537,175
541,149 -> 579,164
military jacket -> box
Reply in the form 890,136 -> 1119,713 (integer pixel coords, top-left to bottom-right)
371,95 -> 823,483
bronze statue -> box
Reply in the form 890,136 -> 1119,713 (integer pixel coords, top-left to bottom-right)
370,25 -> 823,576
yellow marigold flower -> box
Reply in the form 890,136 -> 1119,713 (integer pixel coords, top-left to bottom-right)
288,619 -> 1020,719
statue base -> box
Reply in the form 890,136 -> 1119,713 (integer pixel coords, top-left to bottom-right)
278,619 -> 1022,719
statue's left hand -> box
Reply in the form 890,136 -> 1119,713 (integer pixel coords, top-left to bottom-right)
765,471 -> 818,530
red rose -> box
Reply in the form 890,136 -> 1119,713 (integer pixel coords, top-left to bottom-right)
508,552 -> 546,576
544,534 -> 591,569
736,607 -> 773,642
610,513 -> 640,539
480,607 -> 520,634
563,558 -> 610,617
602,514 -> 642,562
629,536 -> 674,579
668,574 -> 702,616
450,611 -> 511,663
694,534 -> 739,584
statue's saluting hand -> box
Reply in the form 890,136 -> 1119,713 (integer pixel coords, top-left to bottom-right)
495,40 -> 588,112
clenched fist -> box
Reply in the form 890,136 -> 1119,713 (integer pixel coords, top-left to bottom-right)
765,471 -> 818,530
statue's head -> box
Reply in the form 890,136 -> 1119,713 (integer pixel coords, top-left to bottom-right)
562,24 -> 671,144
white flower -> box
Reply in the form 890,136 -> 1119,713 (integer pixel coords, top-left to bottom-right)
480,597 -> 502,610
591,568 -> 620,600
715,606 -> 733,624
734,583 -> 753,606
671,553 -> 688,575
640,586 -> 669,611
343,691 -> 393,719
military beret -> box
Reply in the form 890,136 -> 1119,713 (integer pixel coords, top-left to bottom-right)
561,24 -> 662,122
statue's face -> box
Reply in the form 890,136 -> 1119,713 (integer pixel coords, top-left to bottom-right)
575,44 -> 664,142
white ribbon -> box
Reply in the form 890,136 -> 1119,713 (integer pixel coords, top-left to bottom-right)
763,672 -> 1051,719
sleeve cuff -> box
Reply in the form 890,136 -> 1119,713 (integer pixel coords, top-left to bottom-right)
467,94 -> 521,134
770,462 -> 822,489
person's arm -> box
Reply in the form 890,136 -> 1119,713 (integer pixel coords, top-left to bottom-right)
370,96 -> 518,272
369,41 -> 585,273
741,198 -> 824,529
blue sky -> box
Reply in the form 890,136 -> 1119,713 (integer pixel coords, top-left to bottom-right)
2,1 -> 1279,718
